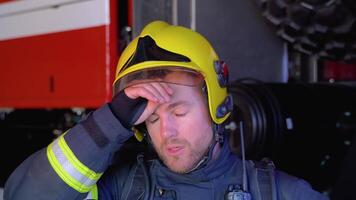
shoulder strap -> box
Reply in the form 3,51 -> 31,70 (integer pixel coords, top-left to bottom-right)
247,157 -> 279,200
120,163 -> 141,200
120,159 -> 152,200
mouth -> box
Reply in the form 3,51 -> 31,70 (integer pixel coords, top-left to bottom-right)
166,145 -> 184,156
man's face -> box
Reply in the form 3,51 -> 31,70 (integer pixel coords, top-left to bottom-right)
145,83 -> 213,173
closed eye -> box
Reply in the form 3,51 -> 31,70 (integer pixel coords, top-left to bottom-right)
148,114 -> 159,124
172,104 -> 190,117
174,107 -> 188,117
175,112 -> 187,117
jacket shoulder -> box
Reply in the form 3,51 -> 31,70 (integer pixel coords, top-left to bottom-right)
245,159 -> 329,200
276,170 -> 329,200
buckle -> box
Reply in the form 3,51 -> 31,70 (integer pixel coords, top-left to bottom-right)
216,94 -> 234,118
214,60 -> 229,87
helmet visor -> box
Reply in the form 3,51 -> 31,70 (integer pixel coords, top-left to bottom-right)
114,66 -> 204,94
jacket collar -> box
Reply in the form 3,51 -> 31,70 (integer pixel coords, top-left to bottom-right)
152,139 -> 239,184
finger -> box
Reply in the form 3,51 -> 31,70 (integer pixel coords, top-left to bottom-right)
160,82 -> 174,95
150,82 -> 172,102
125,82 -> 172,103
125,85 -> 160,103
138,84 -> 166,103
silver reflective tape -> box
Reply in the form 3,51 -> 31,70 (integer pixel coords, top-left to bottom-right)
52,138 -> 96,188
85,191 -> 93,199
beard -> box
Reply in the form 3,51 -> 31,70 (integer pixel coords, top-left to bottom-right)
152,137 -> 212,174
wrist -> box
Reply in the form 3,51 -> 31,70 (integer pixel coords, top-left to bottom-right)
109,91 -> 147,128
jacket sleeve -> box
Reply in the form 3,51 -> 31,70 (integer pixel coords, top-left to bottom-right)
277,170 -> 330,200
4,104 -> 133,200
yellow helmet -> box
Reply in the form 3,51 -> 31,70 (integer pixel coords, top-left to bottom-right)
113,20 -> 232,125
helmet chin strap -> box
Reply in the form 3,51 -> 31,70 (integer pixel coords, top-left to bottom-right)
213,122 -> 227,145
185,121 -> 226,173
185,137 -> 218,173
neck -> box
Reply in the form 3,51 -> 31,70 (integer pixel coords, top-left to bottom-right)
210,141 -> 222,162
203,141 -> 222,168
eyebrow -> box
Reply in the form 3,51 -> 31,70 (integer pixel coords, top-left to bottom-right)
151,100 -> 192,115
167,100 -> 191,110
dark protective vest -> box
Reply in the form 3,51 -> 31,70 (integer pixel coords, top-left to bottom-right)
119,143 -> 278,200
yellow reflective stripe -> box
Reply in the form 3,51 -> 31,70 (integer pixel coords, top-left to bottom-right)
85,184 -> 98,200
46,135 -> 103,193
92,184 -> 98,199
58,136 -> 102,180
47,142 -> 91,192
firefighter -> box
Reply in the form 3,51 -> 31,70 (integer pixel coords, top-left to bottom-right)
4,20 -> 329,200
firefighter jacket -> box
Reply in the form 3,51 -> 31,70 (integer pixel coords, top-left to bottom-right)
4,104 -> 329,200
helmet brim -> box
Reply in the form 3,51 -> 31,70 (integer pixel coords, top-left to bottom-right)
113,61 -> 204,94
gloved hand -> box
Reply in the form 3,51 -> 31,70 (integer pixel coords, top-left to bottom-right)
109,82 -> 173,128
109,91 -> 147,128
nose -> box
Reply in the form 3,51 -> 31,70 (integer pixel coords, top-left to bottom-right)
160,115 -> 177,139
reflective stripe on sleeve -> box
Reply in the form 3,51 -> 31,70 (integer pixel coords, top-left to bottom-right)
46,134 -> 103,193
85,184 -> 98,200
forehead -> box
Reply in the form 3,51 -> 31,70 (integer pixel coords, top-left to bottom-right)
158,84 -> 205,110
